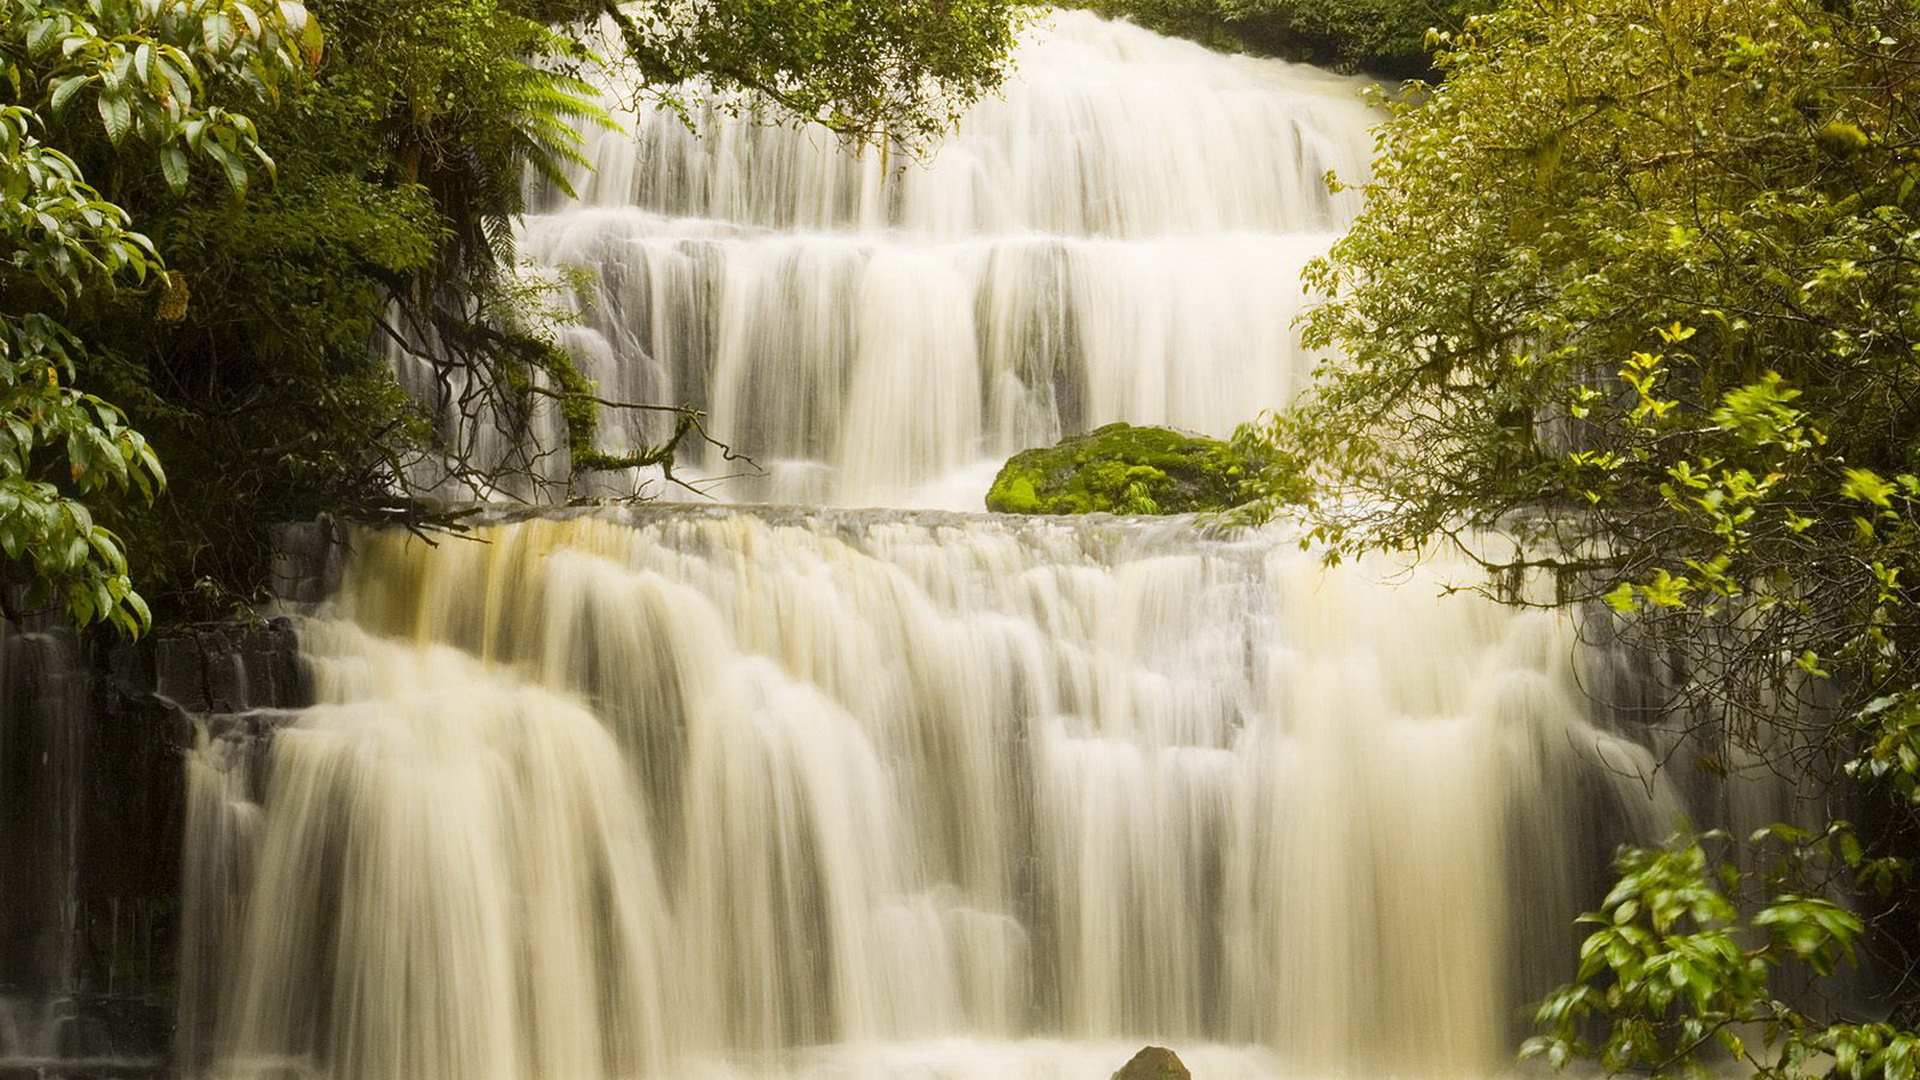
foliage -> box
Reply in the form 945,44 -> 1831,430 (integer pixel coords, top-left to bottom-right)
1051,0 -> 1480,77
0,0 -> 1023,626
299,0 -> 612,272
609,0 -> 1024,144
1525,830 -> 1918,1080
0,0 -> 316,632
1243,0 -> 1920,758
1236,0 -> 1920,1039
1047,0 -> 1241,52
986,423 -> 1264,515
8,0 -> 321,195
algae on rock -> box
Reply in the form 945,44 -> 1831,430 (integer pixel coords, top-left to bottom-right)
985,423 -> 1261,515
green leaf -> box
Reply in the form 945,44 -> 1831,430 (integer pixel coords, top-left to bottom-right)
96,91 -> 131,143
1841,467 -> 1896,508
1604,581 -> 1638,613
204,12 -> 236,53
160,144 -> 188,193
203,139 -> 248,192
49,74 -> 89,114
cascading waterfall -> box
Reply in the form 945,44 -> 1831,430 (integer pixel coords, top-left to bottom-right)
184,510 -> 1684,1080
180,11 -> 1740,1080
399,9 -> 1377,506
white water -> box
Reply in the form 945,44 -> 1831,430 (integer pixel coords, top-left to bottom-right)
184,510 -> 1683,1080
407,10 -> 1377,506
184,12 -> 1710,1080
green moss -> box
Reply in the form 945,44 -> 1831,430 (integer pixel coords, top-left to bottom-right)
995,473 -> 1043,513
986,423 -> 1262,515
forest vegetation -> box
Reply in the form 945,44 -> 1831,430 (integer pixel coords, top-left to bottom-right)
1234,0 -> 1920,1071
5,0 -> 1920,1076
1052,0 -> 1480,77
0,0 -> 1021,630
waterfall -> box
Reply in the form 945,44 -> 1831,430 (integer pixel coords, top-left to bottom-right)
404,9 -> 1378,507
181,11 -> 1716,1080
184,510 -> 1685,1080
0,623 -> 86,1066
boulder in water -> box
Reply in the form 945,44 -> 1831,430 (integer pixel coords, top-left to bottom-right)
986,423 -> 1260,515
1112,1046 -> 1191,1080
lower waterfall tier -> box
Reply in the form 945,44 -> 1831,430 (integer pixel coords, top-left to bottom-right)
179,508 -> 1711,1080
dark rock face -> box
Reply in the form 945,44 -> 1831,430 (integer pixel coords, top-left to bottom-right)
1113,1045 -> 1192,1080
268,518 -> 346,608
0,617 -> 309,1075
149,622 -> 308,717
986,423 -> 1262,515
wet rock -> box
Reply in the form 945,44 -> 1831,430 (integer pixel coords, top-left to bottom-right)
1,614 -> 310,1069
148,621 -> 309,715
1112,1045 -> 1191,1080
268,516 -> 347,606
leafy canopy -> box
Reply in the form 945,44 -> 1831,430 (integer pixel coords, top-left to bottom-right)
0,0 -> 1023,629
1052,0 -> 1481,76
0,0 -> 317,633
1244,0 -> 1920,758
606,0 -> 1023,143
1526,830 -> 1919,1080
1237,0 -> 1920,1046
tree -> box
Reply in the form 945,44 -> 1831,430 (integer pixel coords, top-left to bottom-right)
0,0 -> 318,633
1237,0 -> 1920,1042
601,0 -> 1023,144
0,0 -> 1023,626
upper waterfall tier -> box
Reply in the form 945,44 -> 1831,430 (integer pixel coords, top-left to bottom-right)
548,10 -> 1376,240
470,11 -> 1381,509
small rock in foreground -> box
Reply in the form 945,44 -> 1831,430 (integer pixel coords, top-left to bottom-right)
1112,1045 -> 1191,1080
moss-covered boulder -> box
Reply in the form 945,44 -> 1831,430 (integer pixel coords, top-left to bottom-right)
985,423 -> 1260,515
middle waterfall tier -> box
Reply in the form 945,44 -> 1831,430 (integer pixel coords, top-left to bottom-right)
471,11 -> 1380,508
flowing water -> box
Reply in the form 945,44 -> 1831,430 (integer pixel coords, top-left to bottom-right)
180,11 -> 1724,1080
183,510 -> 1684,1080
0,624 -> 87,1067
398,9 -> 1376,507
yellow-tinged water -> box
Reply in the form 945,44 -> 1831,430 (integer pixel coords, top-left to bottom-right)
181,509 -> 1686,1080
177,11 -> 1759,1080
